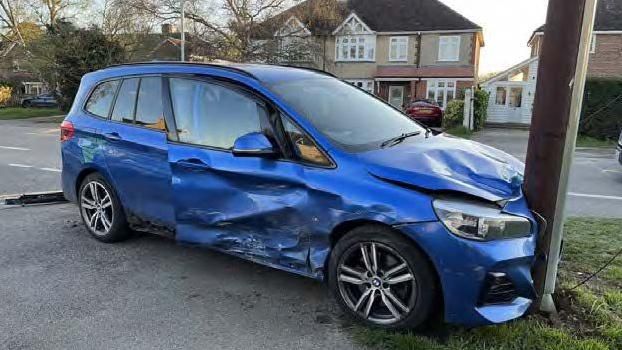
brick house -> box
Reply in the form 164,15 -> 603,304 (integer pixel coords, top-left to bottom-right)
481,0 -> 622,125
0,42 -> 48,99
528,0 -> 622,79
263,0 -> 484,109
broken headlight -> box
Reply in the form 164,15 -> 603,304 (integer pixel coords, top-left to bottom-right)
433,198 -> 532,241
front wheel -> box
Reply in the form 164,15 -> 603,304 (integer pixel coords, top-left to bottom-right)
78,173 -> 131,243
328,225 -> 438,329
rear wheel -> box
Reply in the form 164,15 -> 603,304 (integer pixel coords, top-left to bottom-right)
328,225 -> 438,329
78,173 -> 130,243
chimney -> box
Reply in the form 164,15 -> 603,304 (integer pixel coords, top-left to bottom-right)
161,23 -> 178,34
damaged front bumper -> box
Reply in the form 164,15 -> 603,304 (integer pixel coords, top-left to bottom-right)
398,220 -> 537,327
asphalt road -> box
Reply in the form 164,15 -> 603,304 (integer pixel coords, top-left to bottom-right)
0,203 -> 358,350
0,117 -> 62,194
472,128 -> 622,218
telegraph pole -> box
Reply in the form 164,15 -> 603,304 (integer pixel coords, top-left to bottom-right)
180,0 -> 186,62
524,0 -> 598,312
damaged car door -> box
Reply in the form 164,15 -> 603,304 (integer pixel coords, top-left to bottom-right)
166,77 -> 320,272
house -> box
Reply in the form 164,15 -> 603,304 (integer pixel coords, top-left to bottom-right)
0,41 -> 48,98
262,0 -> 484,109
529,0 -> 622,79
482,0 -> 622,125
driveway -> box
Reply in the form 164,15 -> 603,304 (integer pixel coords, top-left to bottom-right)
473,128 -> 622,218
0,203 -> 358,350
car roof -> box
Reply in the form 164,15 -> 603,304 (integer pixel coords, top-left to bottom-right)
84,62 -> 333,86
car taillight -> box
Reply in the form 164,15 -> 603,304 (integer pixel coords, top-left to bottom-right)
60,121 -> 75,142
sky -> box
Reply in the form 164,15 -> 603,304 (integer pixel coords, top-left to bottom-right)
439,0 -> 549,74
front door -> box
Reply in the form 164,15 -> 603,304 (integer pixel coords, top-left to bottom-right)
165,77 -> 314,271
507,86 -> 524,123
389,85 -> 404,109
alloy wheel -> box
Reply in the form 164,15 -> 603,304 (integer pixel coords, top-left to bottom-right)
80,181 -> 114,236
337,242 -> 417,325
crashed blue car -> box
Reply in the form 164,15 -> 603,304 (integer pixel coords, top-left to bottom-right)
61,62 -> 538,329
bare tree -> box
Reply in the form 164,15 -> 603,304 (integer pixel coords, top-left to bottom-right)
0,0 -> 27,44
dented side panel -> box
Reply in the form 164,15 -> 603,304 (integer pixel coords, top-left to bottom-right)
168,143 -> 437,278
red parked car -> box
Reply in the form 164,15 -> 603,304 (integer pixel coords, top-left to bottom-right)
405,99 -> 443,127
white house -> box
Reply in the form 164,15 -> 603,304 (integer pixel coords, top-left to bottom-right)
481,57 -> 539,125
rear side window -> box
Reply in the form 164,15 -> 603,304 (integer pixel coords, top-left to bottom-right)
135,77 -> 165,130
169,78 -> 263,149
111,78 -> 139,123
85,80 -> 119,118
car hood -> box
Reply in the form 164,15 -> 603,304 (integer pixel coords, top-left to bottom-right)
359,135 -> 525,202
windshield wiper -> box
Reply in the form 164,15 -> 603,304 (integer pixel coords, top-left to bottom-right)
380,131 -> 422,148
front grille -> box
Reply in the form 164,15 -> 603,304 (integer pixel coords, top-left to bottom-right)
479,272 -> 518,305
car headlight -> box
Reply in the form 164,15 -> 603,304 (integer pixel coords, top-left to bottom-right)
433,198 -> 532,241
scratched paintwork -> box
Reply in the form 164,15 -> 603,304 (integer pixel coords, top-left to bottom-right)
61,63 -> 537,327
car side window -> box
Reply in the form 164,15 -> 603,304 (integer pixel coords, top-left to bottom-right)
281,117 -> 331,166
111,78 -> 139,123
135,77 -> 166,131
169,78 -> 263,149
85,80 -> 119,118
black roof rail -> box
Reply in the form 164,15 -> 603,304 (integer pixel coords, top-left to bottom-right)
104,61 -> 258,80
275,64 -> 337,78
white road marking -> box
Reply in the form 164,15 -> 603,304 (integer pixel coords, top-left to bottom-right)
8,163 -> 33,168
40,167 -> 61,173
603,169 -> 622,175
569,192 -> 622,201
0,146 -> 30,151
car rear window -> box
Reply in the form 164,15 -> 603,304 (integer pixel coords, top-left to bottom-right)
85,80 -> 119,118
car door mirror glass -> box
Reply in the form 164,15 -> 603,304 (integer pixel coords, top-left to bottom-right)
232,132 -> 278,158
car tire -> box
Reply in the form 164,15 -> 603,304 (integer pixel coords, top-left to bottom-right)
78,173 -> 131,243
328,225 -> 438,329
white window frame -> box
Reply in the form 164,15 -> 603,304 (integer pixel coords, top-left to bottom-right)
590,34 -> 596,54
389,36 -> 409,62
426,79 -> 457,108
333,13 -> 376,62
345,79 -> 375,94
438,35 -> 461,62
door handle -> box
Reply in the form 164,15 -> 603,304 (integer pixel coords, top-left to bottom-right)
103,132 -> 122,141
177,158 -> 210,170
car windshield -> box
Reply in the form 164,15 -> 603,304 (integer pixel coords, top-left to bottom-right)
268,77 -> 425,152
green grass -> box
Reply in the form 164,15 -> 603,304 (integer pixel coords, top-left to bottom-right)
354,218 -> 622,350
443,126 -> 473,139
576,135 -> 616,148
0,107 -> 63,120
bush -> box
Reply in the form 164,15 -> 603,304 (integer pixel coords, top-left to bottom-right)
473,89 -> 489,131
580,79 -> 622,140
443,100 -> 464,129
0,85 -> 12,107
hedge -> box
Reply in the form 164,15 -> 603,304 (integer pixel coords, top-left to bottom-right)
580,79 -> 622,140
443,100 -> 464,129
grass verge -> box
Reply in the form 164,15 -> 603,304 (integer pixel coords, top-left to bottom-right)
443,126 -> 473,139
576,135 -> 616,148
353,218 -> 622,350
0,107 -> 63,120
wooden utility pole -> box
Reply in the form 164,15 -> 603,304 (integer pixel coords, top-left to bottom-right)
524,0 -> 598,312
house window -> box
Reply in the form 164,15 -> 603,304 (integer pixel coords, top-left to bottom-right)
590,35 -> 596,54
334,13 -> 375,62
389,37 -> 408,61
336,36 -> 375,61
427,80 -> 456,108
438,36 -> 461,61
509,87 -> 523,108
495,87 -> 507,105
345,79 -> 374,94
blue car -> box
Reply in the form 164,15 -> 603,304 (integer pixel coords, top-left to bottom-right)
61,62 -> 538,329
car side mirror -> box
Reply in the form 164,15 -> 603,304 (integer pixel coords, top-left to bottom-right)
232,132 -> 279,158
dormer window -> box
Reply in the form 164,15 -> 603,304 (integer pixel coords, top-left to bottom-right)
333,13 -> 376,62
